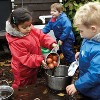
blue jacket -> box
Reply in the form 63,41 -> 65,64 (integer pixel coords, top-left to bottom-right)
42,12 -> 75,42
75,38 -> 100,99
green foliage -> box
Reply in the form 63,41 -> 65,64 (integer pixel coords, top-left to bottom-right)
62,0 -> 99,45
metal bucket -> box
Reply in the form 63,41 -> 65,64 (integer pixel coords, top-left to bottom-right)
45,65 -> 72,91
45,48 -> 60,68
0,80 -> 14,100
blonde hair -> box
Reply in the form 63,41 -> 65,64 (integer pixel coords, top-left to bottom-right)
74,2 -> 100,28
51,3 -> 64,13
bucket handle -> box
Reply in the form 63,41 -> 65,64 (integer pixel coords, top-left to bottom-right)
50,48 -> 57,53
0,80 -> 9,86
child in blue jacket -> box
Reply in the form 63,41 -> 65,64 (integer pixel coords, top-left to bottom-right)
66,2 -> 100,100
42,3 -> 75,64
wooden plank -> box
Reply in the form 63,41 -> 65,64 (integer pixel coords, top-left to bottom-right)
26,3 -> 52,11
14,0 -> 59,4
31,11 -> 50,24
30,0 -> 59,3
31,11 -> 50,20
0,31 -> 6,39
14,0 -> 59,24
15,3 -> 51,11
14,5 -> 50,24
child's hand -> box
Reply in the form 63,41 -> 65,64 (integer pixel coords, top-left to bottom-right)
75,52 -> 80,59
58,40 -> 63,45
66,84 -> 77,95
41,60 -> 49,69
52,43 -> 59,49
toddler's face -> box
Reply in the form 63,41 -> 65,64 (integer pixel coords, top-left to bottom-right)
77,25 -> 97,39
17,19 -> 32,35
50,8 -> 61,18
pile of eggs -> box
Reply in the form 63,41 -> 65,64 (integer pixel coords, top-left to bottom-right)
46,53 -> 59,69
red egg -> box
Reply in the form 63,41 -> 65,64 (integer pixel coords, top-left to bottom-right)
53,61 -> 58,67
52,55 -> 58,61
46,58 -> 53,64
48,63 -> 54,69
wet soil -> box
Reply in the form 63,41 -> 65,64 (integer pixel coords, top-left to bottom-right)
0,57 -> 91,100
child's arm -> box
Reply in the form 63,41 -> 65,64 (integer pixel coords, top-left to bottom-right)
38,29 -> 57,50
42,21 -> 51,34
59,17 -> 73,42
9,41 -> 44,68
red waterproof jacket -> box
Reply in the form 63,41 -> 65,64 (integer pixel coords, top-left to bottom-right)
6,26 -> 56,89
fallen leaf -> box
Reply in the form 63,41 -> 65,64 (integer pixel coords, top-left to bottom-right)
57,93 -> 65,96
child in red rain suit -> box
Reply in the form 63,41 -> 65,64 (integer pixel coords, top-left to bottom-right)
5,8 -> 58,89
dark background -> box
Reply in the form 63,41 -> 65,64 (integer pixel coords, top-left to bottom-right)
0,0 -> 12,31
